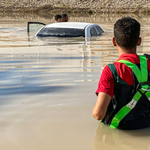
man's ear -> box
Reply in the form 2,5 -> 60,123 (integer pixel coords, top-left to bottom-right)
112,37 -> 117,46
137,37 -> 142,46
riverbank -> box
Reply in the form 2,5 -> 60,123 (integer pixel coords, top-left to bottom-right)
1,0 -> 150,14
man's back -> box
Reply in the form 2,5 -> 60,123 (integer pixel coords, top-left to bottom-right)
98,54 -> 150,129
96,54 -> 150,97
92,17 -> 150,129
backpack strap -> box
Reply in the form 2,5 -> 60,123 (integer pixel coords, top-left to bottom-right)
108,63 -> 127,84
118,55 -> 149,90
145,54 -> 150,61
110,55 -> 150,128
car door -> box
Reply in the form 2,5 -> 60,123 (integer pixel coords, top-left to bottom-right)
27,22 -> 46,36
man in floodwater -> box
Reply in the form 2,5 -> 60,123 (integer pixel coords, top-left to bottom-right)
62,14 -> 68,22
55,15 -> 62,22
92,17 -> 150,129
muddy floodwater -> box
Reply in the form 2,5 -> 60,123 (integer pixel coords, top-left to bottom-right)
0,13 -> 150,150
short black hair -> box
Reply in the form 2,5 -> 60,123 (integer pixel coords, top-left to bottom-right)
114,17 -> 140,49
62,14 -> 68,17
55,15 -> 62,21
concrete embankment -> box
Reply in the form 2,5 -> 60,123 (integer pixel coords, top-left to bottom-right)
1,0 -> 150,14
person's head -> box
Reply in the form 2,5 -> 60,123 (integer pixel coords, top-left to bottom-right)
55,15 -> 62,22
113,17 -> 141,52
62,14 -> 68,22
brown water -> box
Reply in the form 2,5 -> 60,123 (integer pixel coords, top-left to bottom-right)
0,13 -> 150,150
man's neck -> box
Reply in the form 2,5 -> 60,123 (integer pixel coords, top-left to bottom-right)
117,46 -> 137,56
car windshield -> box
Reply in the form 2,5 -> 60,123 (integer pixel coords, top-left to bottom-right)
37,27 -> 85,37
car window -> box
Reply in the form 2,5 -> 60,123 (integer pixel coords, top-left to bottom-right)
37,27 -> 85,37
95,26 -> 103,35
90,27 -> 98,36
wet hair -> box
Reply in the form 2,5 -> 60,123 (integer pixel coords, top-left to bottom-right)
62,14 -> 68,18
55,15 -> 62,21
114,17 -> 140,49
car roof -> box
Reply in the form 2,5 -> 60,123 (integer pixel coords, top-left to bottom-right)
45,22 -> 94,29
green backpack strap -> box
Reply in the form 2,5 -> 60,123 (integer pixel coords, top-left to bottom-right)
146,91 -> 150,101
144,54 -> 150,61
108,64 -> 118,82
118,55 -> 149,90
110,90 -> 142,128
110,55 -> 150,128
108,63 -> 127,84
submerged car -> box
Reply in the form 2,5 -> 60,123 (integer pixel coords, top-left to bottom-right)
27,22 -> 104,38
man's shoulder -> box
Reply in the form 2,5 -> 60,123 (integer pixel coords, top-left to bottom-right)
101,64 -> 114,78
144,53 -> 150,56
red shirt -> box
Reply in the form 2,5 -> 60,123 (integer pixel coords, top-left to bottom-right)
96,54 -> 150,97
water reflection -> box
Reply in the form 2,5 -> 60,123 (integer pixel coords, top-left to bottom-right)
0,42 -> 101,96
93,123 -> 150,150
